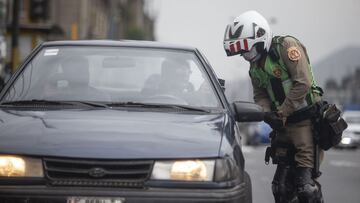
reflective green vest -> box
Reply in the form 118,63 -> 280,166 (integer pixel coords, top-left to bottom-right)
249,36 -> 322,111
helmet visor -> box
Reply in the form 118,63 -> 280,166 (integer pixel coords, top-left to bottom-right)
224,37 -> 258,56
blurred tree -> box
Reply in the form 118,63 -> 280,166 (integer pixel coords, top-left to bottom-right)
125,27 -> 145,40
325,78 -> 338,90
118,0 -> 154,40
341,75 -> 351,89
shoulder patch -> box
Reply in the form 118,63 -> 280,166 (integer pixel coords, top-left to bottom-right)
287,46 -> 301,61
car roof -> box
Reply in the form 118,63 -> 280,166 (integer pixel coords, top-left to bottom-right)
42,40 -> 197,51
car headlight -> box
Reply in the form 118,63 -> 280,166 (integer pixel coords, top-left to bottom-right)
151,160 -> 215,181
341,137 -> 352,145
0,155 -> 43,177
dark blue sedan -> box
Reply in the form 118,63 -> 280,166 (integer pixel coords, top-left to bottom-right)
0,40 -> 263,203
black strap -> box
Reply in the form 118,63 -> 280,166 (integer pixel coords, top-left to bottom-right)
270,78 -> 286,105
286,105 -> 317,124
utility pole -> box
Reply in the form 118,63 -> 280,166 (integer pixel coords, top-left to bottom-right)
0,0 -> 6,88
0,0 -> 6,75
11,0 -> 20,73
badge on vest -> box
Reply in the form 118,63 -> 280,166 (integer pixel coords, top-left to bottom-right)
287,46 -> 301,61
272,66 -> 282,78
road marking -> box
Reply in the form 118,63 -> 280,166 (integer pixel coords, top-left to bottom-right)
260,176 -> 271,182
242,146 -> 254,153
328,160 -> 360,168
326,149 -> 360,155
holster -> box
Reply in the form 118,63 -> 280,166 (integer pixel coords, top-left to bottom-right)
311,101 -> 347,178
314,101 -> 348,150
265,131 -> 296,166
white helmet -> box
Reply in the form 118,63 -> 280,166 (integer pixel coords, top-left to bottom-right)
223,10 -> 272,59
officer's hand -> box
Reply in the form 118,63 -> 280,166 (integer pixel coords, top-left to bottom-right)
277,110 -> 287,126
264,112 -> 284,130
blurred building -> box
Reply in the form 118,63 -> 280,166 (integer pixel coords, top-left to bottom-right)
324,67 -> 360,109
5,0 -> 155,69
313,46 -> 360,89
313,46 -> 360,109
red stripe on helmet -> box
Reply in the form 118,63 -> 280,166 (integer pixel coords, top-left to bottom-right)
244,39 -> 249,51
230,44 -> 235,53
236,41 -> 241,51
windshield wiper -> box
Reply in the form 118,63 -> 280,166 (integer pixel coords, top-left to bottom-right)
0,100 -> 74,106
0,100 -> 108,108
71,101 -> 108,108
108,102 -> 210,113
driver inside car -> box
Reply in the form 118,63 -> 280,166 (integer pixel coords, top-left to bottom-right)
142,59 -> 194,104
160,59 -> 194,94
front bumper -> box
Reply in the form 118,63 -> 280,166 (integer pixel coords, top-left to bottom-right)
0,183 -> 245,203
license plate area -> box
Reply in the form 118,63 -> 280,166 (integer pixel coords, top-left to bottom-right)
67,197 -> 125,203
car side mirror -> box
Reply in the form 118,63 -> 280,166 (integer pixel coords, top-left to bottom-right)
218,78 -> 225,91
232,101 -> 264,122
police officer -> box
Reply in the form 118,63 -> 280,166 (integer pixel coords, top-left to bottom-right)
223,11 -> 323,203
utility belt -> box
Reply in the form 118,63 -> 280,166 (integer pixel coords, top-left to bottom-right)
282,102 -> 347,149
268,101 -> 348,152
286,104 -> 318,124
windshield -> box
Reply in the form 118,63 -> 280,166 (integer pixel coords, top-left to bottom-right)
2,46 -> 220,108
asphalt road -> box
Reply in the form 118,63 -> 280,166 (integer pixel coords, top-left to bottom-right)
243,146 -> 360,203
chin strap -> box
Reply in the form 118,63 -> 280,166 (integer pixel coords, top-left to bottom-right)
249,54 -> 261,62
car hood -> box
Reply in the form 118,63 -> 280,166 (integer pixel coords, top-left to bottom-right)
0,108 -> 225,159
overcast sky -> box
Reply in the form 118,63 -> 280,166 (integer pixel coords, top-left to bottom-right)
151,0 -> 360,101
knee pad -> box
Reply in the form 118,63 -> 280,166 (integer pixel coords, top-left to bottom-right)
272,180 -> 298,203
297,183 -> 317,197
297,183 -> 324,203
272,165 -> 296,200
272,181 -> 287,196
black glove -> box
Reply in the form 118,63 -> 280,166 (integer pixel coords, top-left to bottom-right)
264,112 -> 284,130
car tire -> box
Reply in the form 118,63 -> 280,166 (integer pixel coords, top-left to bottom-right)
244,171 -> 252,203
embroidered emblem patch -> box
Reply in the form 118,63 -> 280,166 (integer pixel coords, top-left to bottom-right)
287,46 -> 301,61
272,66 -> 282,78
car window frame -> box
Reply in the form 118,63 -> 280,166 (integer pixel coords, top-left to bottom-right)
194,49 -> 232,112
0,44 -> 43,101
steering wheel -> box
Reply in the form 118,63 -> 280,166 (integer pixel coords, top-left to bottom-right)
145,94 -> 188,105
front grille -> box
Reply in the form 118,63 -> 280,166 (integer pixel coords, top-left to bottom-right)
43,158 -> 153,188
